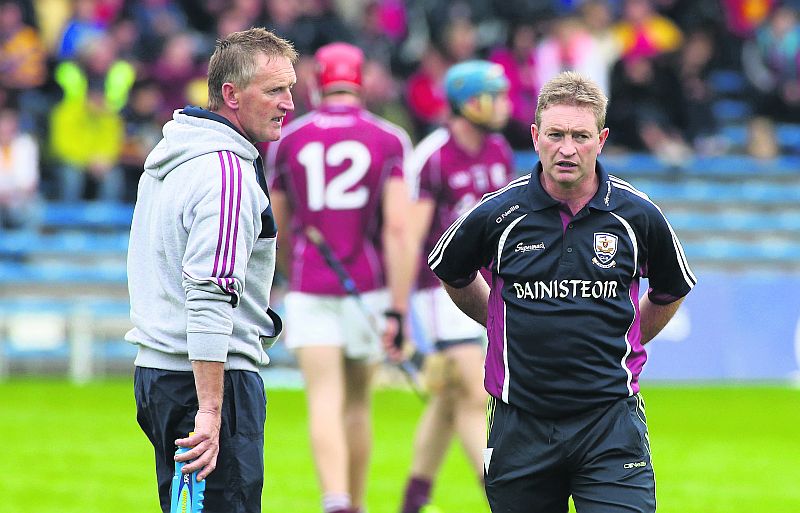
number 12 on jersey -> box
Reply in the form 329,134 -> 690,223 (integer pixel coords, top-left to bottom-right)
297,140 -> 372,211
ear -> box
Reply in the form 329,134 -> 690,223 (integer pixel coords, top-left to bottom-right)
221,82 -> 239,110
597,127 -> 609,154
531,124 -> 539,152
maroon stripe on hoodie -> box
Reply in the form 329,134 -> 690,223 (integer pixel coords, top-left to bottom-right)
212,151 -> 228,285
219,151 -> 236,279
226,153 -> 243,278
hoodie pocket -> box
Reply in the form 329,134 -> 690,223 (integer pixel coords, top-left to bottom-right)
259,307 -> 283,349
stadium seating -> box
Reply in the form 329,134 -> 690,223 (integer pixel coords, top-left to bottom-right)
0,298 -> 133,382
1,153 -> 799,378
41,201 -> 134,231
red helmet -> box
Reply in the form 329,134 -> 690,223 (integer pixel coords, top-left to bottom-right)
314,42 -> 364,94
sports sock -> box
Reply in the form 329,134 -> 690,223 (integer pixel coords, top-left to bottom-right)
323,492 -> 352,513
401,475 -> 432,513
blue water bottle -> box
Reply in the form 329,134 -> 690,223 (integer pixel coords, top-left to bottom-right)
170,432 -> 205,513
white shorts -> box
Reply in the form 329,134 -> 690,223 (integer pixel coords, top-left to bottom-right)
412,286 -> 485,346
283,290 -> 389,362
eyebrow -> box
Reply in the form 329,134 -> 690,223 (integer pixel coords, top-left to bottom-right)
546,126 -> 593,134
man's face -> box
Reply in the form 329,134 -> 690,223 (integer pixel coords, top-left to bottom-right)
486,90 -> 511,130
234,53 -> 296,142
531,104 -> 608,191
461,90 -> 511,131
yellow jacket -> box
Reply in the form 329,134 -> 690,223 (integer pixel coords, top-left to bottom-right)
49,99 -> 124,168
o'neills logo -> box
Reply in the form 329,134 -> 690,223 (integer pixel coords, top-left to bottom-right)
496,204 -> 520,223
512,279 -> 619,299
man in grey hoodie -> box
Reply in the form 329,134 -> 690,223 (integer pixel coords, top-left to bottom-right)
126,28 -> 297,513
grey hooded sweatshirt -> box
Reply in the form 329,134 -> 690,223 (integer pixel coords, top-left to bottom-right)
126,108 -> 282,372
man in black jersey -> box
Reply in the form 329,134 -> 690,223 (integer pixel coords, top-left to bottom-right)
427,71 -> 696,513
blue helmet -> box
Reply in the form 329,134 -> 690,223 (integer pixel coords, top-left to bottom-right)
444,60 -> 509,110
444,60 -> 509,127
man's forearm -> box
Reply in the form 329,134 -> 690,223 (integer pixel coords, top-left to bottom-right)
442,275 -> 490,327
383,178 -> 415,313
192,360 -> 225,413
639,295 -> 684,345
383,225 -> 416,313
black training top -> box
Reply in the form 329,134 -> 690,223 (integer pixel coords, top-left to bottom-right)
428,162 -> 696,418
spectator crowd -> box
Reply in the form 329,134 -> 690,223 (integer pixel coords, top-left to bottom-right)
1,0 -> 799,221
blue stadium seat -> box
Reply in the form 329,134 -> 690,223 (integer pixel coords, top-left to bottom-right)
638,179 -> 800,204
513,151 -> 537,174
776,123 -> 800,153
601,153 -> 669,174
0,231 -> 129,258
0,298 -> 134,377
0,261 -> 127,284
669,211 -> 800,233
682,239 -> 800,261
684,155 -> 800,176
42,201 -> 134,230
708,69 -> 748,96
719,125 -> 747,147
711,99 -> 752,123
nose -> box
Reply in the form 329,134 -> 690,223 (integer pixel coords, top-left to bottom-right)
559,137 -> 577,156
279,91 -> 294,112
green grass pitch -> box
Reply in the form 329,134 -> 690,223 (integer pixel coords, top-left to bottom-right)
1,379 -> 798,513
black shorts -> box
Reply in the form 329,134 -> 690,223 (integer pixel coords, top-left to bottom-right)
484,394 -> 655,513
134,367 -> 267,513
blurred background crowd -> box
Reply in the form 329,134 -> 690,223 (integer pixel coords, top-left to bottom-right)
1,0 -> 800,227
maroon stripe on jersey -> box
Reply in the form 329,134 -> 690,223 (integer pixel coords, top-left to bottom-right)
485,273 -> 508,401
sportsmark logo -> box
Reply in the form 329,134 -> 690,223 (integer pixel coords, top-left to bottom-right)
515,242 -> 545,252
496,204 -> 520,223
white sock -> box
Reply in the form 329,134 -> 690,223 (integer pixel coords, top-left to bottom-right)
323,492 -> 352,513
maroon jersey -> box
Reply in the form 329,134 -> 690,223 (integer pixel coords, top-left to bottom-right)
411,127 -> 514,289
267,104 -> 411,295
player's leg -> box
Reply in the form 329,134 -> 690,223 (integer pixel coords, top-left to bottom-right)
339,288 -> 389,512
429,285 -> 488,480
286,293 -> 352,513
570,395 -> 656,513
296,346 -> 350,503
401,287 -> 463,513
409,385 -> 456,477
400,382 -> 456,513
297,345 -> 355,512
446,342 -> 488,477
343,357 -> 377,511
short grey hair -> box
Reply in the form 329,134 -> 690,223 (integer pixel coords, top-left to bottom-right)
535,71 -> 608,132
207,27 -> 298,111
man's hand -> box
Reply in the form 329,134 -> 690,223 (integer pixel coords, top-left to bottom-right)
174,408 -> 222,481
178,360 -> 225,481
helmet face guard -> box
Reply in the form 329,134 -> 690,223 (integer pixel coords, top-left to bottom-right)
445,60 -> 510,129
314,42 -> 364,95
